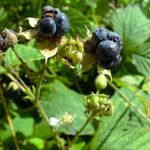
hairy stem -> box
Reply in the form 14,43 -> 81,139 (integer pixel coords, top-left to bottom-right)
6,73 -> 26,92
69,112 -> 95,148
34,59 -> 49,123
11,46 -> 31,72
0,86 -> 20,150
0,54 -> 34,100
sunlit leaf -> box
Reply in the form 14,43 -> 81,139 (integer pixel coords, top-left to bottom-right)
112,5 -> 150,50
133,43 -> 150,76
40,80 -> 94,135
5,44 -> 44,67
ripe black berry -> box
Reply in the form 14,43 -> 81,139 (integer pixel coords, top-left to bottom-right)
42,5 -> 54,14
91,28 -> 109,47
107,32 -> 123,52
39,17 -> 56,36
97,40 -> 119,61
54,8 -> 61,15
98,55 -> 122,69
55,12 -> 70,37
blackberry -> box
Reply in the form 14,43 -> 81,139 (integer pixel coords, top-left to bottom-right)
91,28 -> 109,47
55,12 -> 70,37
98,55 -> 122,69
96,40 -> 119,61
39,17 -> 56,36
107,32 -> 123,52
54,8 -> 61,15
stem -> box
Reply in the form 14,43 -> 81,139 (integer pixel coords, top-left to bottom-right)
34,59 -> 49,123
68,112 -> 95,148
6,72 -> 34,100
6,73 -> 26,92
11,46 -> 31,72
0,86 -> 20,150
107,79 -> 150,124
35,59 -> 47,102
0,54 -> 34,100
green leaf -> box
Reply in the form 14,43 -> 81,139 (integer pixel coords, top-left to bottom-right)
13,116 -> 34,137
120,75 -> 144,87
90,87 -> 150,150
5,44 -> 44,67
28,137 -> 45,150
0,66 -> 6,74
40,80 -> 94,135
90,91 -> 129,150
70,142 -> 85,150
33,121 -> 52,139
133,43 -> 150,76
105,127 -> 150,150
0,116 -> 34,141
112,5 -> 150,50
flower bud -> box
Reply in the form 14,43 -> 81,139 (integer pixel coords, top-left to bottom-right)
95,74 -> 107,90
84,94 -> 100,112
99,101 -> 114,116
68,51 -> 83,65
3,29 -> 18,48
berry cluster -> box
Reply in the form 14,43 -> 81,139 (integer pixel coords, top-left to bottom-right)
39,5 -> 70,37
91,28 -> 123,69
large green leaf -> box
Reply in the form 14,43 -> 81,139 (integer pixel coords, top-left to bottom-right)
5,44 -> 44,67
90,87 -> 150,150
133,43 -> 150,76
103,127 -> 150,150
40,80 -> 94,135
112,5 -> 150,50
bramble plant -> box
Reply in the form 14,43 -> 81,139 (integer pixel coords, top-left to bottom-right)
1,1 -> 150,150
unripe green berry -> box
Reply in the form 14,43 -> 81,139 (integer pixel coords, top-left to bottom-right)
85,95 -> 100,112
68,51 -> 83,65
95,74 -> 107,90
99,101 -> 114,116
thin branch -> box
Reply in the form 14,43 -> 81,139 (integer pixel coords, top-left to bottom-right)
11,46 -> 32,72
6,73 -> 26,92
0,54 -> 35,100
34,59 -> 49,123
68,112 -> 95,148
0,86 -> 20,150
35,59 -> 47,102
0,54 -> 27,89
11,46 -> 40,76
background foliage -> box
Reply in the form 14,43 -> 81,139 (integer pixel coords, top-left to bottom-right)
0,0 -> 150,150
